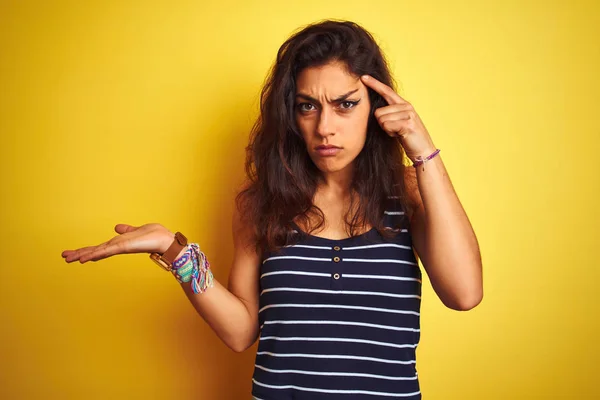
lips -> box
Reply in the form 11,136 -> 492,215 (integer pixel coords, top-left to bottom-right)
315,145 -> 341,157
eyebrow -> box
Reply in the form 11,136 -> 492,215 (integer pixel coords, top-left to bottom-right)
295,89 -> 360,105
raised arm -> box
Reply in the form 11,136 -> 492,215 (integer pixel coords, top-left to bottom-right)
360,73 -> 483,311
405,162 -> 483,311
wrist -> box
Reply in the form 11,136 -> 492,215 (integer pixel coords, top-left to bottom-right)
412,148 -> 441,170
407,146 -> 437,163
159,231 -> 176,254
174,245 -> 188,261
161,231 -> 189,261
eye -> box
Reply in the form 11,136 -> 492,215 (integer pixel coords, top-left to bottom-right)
297,103 -> 315,113
339,100 -> 359,110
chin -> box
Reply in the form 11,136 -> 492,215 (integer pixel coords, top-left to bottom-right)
313,159 -> 351,174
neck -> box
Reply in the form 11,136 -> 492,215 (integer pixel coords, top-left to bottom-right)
317,163 -> 354,197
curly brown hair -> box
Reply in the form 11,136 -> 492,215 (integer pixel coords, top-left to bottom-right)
236,19 -> 417,256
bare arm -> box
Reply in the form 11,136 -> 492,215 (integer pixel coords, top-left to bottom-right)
406,155 -> 483,311
175,202 -> 261,352
62,196 -> 261,351
358,74 -> 482,311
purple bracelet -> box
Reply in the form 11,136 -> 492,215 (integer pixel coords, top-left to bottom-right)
412,148 -> 441,169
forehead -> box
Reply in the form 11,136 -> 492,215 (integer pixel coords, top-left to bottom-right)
295,61 -> 359,92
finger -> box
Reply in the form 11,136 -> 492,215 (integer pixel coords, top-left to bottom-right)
379,110 -> 412,125
80,241 -> 122,263
62,224 -> 135,261
115,224 -> 139,234
381,119 -> 407,136
63,245 -> 99,262
361,75 -> 407,105
374,104 -> 413,119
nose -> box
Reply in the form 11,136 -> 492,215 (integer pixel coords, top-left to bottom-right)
316,107 -> 334,137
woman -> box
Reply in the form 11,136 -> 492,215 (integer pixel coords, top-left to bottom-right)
62,19 -> 482,399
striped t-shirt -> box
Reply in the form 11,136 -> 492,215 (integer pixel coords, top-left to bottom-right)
251,198 -> 422,399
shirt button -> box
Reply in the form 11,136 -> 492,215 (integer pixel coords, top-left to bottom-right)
333,246 -> 341,251
333,256 -> 341,262
333,273 -> 340,280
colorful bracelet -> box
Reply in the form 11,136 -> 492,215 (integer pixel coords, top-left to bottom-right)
171,243 -> 214,294
412,148 -> 441,171
189,244 -> 214,294
171,245 -> 192,282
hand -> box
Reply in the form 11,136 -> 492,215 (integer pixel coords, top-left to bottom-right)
361,74 -> 437,161
61,223 -> 175,263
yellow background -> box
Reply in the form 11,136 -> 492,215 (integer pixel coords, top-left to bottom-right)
1,0 -> 598,399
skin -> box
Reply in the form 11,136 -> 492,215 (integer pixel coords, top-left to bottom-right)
295,61 -> 483,311
293,61 -> 373,236
295,60 -> 371,190
61,60 -> 483,354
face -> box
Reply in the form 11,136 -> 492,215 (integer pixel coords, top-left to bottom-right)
294,61 -> 371,177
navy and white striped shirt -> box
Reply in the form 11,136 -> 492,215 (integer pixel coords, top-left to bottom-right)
252,198 -> 422,399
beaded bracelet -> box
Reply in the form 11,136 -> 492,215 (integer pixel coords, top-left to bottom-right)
171,243 -> 214,294
412,148 -> 441,171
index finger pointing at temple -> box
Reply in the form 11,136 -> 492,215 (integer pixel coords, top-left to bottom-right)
361,75 -> 407,105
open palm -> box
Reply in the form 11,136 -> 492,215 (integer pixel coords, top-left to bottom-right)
61,223 -> 173,263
